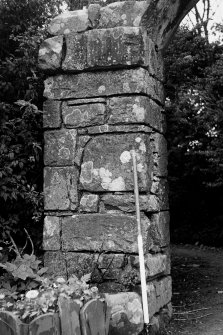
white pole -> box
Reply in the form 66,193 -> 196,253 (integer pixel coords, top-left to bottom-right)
132,150 -> 150,325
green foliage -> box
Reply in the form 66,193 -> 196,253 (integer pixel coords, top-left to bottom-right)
0,274 -> 100,323
0,0 -> 63,248
0,236 -> 100,323
165,25 -> 223,246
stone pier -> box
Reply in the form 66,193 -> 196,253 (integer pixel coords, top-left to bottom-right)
39,1 -> 198,333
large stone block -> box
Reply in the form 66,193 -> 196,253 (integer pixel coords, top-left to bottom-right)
154,277 -> 172,312
147,276 -> 172,316
48,9 -> 89,35
63,27 -> 146,71
62,32 -> 87,71
107,96 -> 162,131
105,292 -> 144,335
44,251 -> 67,278
98,1 -> 147,28
43,216 -> 61,250
43,100 -> 61,129
66,252 -> 125,281
38,36 -> 63,71
44,167 -> 78,210
44,68 -> 163,103
101,193 -> 160,213
44,129 -> 77,166
147,212 -> 170,251
61,214 -> 148,253
62,101 -> 105,128
80,134 -> 152,192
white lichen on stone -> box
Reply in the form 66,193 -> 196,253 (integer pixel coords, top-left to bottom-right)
132,104 -> 145,122
120,150 -> 131,164
98,85 -> 106,93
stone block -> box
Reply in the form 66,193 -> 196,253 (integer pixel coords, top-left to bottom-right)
38,36 -> 63,71
107,96 -> 162,131
147,212 -> 170,251
80,193 -> 99,212
63,27 -> 147,71
80,134 -> 152,192
62,33 -> 87,71
43,216 -> 61,250
101,193 -> 160,213
154,276 -> 172,312
98,1 -> 147,28
44,68 -> 163,104
145,253 -> 168,277
62,101 -> 105,128
44,167 -> 78,210
44,129 -> 77,166
80,124 -> 152,135
44,251 -> 67,278
48,9 -> 89,35
74,135 -> 91,166
144,38 -> 165,81
67,97 -> 106,105
43,100 -> 61,129
151,177 -> 169,211
88,4 -> 101,28
66,252 -> 125,281
104,292 -> 144,335
61,214 -> 148,253
66,252 -> 95,279
151,133 -> 168,177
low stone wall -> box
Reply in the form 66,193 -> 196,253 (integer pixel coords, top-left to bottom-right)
39,2 -> 171,333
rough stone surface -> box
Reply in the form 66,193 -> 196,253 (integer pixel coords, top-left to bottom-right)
80,193 -> 99,212
63,27 -> 146,71
74,135 -> 91,166
61,214 -> 148,253
105,292 -> 144,335
44,167 -> 78,210
38,36 -> 63,71
62,101 -> 105,128
48,9 -> 89,35
107,96 -> 162,131
151,133 -> 168,177
67,97 -> 106,105
44,68 -> 163,103
44,251 -> 67,278
80,134 -> 152,192
88,4 -> 101,28
66,252 -> 125,280
151,177 -> 169,211
98,1 -> 147,28
145,38 -> 164,81
43,100 -> 61,129
147,276 -> 172,316
43,216 -> 61,250
145,254 -> 168,277
79,124 -> 152,135
44,129 -> 77,166
101,193 -> 160,213
147,212 -> 170,251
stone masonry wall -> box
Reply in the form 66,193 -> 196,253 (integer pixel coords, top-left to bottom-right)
39,2 -> 171,334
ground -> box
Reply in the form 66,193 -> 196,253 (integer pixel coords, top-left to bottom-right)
164,244 -> 223,334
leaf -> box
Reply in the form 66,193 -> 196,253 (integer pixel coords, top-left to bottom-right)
37,267 -> 48,275
81,273 -> 91,283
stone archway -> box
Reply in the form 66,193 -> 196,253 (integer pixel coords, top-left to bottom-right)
39,1 -> 199,333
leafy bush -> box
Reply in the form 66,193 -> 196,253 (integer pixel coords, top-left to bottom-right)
0,235 -> 100,323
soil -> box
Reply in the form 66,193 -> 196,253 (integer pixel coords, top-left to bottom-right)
164,244 -> 223,335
